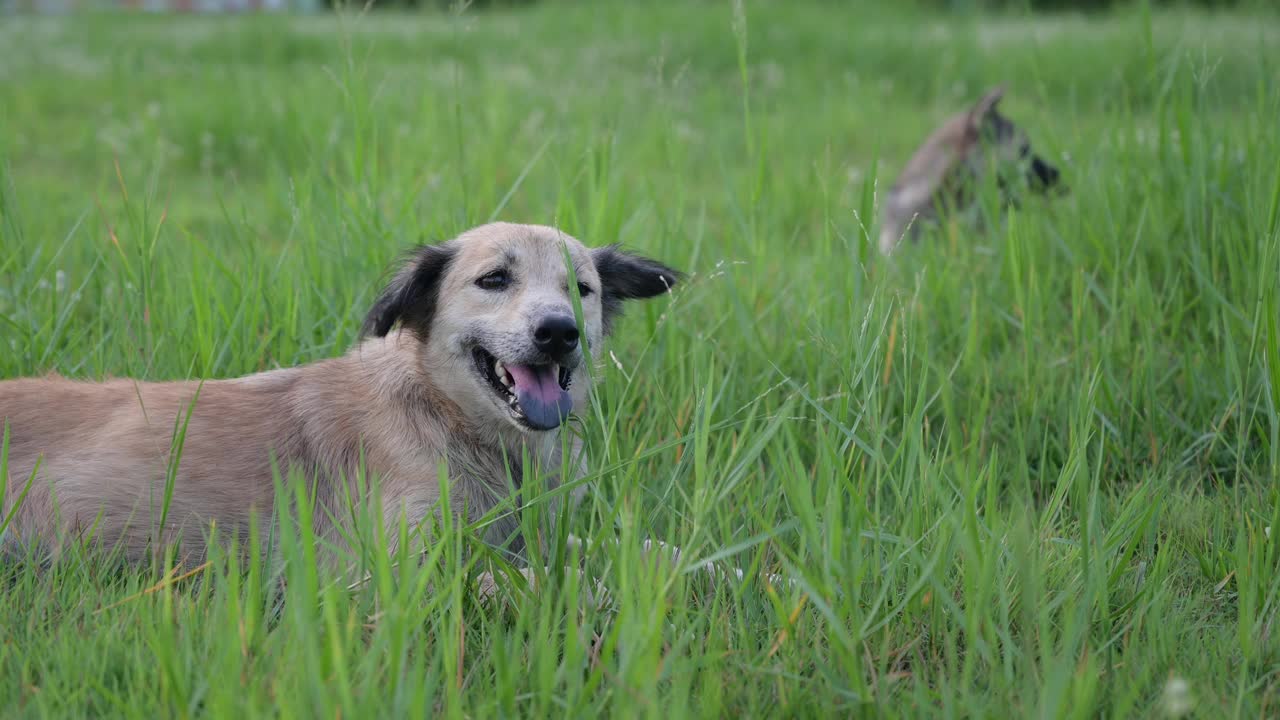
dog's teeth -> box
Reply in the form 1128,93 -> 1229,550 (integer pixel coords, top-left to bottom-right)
495,361 -> 514,388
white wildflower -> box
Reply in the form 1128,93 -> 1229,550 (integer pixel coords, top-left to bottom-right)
1161,675 -> 1193,718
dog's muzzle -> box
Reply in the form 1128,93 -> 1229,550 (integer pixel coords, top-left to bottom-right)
472,345 -> 578,432
1028,155 -> 1061,192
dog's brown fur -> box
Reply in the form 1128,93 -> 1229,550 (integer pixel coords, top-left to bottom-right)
0,222 -> 680,567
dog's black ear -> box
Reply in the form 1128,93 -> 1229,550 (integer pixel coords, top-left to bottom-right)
362,244 -> 455,339
967,85 -> 1007,133
592,245 -> 682,332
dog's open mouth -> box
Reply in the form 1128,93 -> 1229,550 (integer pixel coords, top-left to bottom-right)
472,346 -> 573,431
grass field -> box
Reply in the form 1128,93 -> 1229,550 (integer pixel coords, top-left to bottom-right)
2,1 -> 1280,716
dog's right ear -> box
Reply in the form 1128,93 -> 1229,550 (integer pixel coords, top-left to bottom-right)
361,244 -> 455,338
967,85 -> 1007,133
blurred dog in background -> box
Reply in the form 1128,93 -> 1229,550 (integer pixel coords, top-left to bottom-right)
879,85 -> 1062,255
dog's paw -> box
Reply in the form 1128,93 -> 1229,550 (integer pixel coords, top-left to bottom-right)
474,565 -> 613,611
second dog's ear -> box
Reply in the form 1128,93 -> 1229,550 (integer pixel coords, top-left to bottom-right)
362,244 -> 455,338
592,245 -> 682,333
967,85 -> 1007,133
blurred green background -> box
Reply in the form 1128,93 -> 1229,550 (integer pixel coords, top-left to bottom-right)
2,0 -> 1278,716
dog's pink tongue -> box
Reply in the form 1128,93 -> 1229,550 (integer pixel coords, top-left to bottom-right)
506,363 -> 573,430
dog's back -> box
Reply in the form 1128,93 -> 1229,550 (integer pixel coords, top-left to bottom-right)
879,112 -> 974,254
1,373 -> 303,560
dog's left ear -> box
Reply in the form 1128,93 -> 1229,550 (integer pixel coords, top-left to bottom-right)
362,243 -> 456,339
967,85 -> 1007,133
592,245 -> 682,332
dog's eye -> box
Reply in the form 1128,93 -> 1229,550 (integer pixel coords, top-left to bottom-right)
576,282 -> 593,298
476,270 -> 510,291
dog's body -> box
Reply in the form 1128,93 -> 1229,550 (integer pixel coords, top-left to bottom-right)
0,341 -> 545,561
0,222 -> 679,567
878,86 -> 1062,255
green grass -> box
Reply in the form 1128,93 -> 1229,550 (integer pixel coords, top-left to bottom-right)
2,0 -> 1279,716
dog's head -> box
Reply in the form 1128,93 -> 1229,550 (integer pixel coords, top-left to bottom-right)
966,85 -> 1061,193
363,222 -> 680,433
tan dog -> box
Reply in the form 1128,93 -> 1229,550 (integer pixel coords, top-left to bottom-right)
0,222 -> 680,569
878,85 -> 1062,255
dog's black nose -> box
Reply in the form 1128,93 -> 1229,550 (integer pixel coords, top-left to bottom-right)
533,315 -> 579,359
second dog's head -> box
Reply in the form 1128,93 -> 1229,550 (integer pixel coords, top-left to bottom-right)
363,222 -> 680,433
965,85 -> 1061,193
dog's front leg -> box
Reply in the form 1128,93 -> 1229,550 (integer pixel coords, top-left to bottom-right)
474,552 -> 612,610
637,538 -> 792,588
567,534 -> 794,590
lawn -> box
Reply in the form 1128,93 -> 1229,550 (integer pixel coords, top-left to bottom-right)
1,1 -> 1279,716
